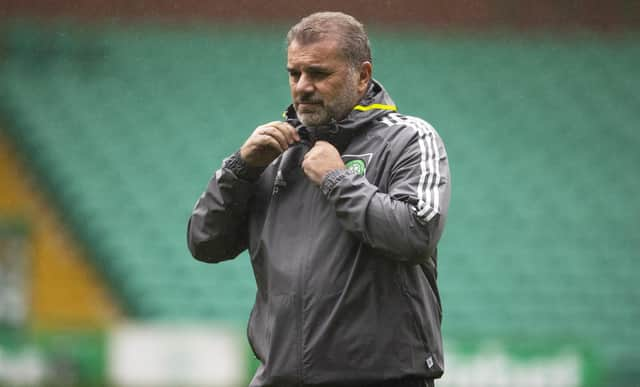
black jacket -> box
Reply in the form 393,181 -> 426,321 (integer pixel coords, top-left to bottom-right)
187,80 -> 451,386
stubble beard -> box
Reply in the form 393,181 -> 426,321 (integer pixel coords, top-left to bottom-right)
297,72 -> 360,127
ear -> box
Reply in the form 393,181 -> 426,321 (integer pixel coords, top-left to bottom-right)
357,61 -> 373,94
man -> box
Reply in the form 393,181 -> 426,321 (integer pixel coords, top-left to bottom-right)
188,12 -> 450,387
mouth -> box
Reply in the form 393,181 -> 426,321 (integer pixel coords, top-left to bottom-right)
296,102 -> 322,111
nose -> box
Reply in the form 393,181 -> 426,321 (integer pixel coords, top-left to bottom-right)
295,73 -> 315,95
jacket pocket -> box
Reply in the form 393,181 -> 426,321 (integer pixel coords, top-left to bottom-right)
397,267 -> 445,377
400,284 -> 430,352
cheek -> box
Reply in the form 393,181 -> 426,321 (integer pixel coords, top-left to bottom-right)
317,82 -> 339,99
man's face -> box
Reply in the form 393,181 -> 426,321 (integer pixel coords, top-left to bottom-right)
287,39 -> 364,127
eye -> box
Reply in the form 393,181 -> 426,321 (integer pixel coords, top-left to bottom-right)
288,70 -> 300,81
308,69 -> 329,79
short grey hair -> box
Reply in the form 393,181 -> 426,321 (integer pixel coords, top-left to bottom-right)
286,12 -> 372,67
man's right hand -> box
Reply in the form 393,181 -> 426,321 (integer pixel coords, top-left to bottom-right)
240,122 -> 300,167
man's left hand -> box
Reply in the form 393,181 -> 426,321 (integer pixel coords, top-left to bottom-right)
302,141 -> 345,185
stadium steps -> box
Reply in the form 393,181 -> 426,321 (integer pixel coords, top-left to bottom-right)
0,132 -> 121,327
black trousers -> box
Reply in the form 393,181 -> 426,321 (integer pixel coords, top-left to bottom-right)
315,377 -> 434,387
364,378 -> 434,387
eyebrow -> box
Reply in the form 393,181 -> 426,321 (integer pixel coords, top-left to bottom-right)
286,64 -> 331,73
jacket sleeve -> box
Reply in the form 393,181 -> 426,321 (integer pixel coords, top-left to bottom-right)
321,123 -> 450,264
186,152 -> 262,263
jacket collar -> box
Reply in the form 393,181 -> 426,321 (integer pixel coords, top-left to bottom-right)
285,79 -> 396,131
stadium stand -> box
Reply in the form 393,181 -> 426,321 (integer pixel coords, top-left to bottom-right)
0,135 -> 120,327
0,21 -> 638,384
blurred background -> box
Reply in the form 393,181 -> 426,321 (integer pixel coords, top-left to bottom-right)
0,1 -> 639,386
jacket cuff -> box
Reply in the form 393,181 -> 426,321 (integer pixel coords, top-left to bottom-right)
320,168 -> 355,196
223,151 -> 265,182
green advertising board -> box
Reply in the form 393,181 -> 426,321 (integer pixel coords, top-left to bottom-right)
438,337 -> 602,387
0,329 -> 107,386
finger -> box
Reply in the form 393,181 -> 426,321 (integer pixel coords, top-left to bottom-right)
259,125 -> 289,151
272,122 -> 300,143
314,140 -> 333,149
301,159 -> 311,175
278,122 -> 300,143
314,141 -> 339,156
261,121 -> 284,129
272,122 -> 299,144
254,121 -> 283,138
251,131 -> 284,152
302,147 -> 315,160
255,133 -> 285,154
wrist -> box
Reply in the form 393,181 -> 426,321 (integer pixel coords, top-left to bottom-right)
223,150 -> 265,181
320,168 -> 355,196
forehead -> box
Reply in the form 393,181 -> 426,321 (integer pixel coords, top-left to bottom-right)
287,39 -> 346,68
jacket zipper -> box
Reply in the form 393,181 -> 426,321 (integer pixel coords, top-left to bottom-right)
297,183 -> 321,386
297,255 -> 304,386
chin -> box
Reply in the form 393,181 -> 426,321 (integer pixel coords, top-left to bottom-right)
298,112 -> 330,127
